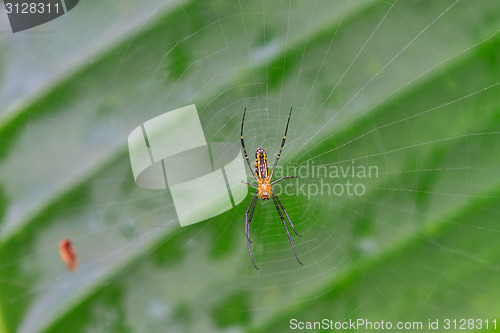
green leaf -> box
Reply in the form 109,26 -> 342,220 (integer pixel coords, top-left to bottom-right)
1,0 -> 500,332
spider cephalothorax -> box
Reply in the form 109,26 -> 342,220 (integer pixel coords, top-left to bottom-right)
240,107 -> 302,270
256,176 -> 271,200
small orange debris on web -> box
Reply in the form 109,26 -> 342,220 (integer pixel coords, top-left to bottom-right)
58,238 -> 78,272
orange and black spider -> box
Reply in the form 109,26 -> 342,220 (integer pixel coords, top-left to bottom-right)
240,107 -> 302,270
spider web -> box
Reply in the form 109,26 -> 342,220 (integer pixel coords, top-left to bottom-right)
1,0 -> 500,332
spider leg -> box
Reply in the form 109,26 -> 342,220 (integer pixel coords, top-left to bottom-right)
240,108 -> 258,181
271,194 -> 303,265
269,107 -> 292,180
245,191 -> 258,239
273,192 -> 301,237
241,180 -> 258,187
245,191 -> 259,270
247,193 -> 258,245
270,176 -> 296,185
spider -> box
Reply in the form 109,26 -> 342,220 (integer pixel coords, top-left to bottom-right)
240,107 -> 303,270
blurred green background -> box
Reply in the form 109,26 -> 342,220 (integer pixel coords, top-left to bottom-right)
1,0 -> 500,332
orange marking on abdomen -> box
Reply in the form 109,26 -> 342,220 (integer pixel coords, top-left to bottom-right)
255,148 -> 268,179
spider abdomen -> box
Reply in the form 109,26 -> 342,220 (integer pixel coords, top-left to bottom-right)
255,148 -> 269,180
